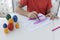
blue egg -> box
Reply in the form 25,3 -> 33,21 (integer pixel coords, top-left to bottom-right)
3,23 -> 7,28
13,15 -> 18,22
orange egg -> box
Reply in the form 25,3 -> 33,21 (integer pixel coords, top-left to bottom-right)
15,23 -> 19,29
8,19 -> 14,24
4,28 -> 8,34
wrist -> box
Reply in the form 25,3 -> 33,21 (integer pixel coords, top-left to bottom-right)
26,12 -> 30,17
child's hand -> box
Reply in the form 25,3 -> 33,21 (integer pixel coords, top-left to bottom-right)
27,11 -> 38,19
46,13 -> 59,20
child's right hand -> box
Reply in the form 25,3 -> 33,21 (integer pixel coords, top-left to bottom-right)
27,11 -> 38,19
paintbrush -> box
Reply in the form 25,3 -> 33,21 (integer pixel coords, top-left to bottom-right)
34,13 -> 40,20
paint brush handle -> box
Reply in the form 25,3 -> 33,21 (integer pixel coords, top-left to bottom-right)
34,13 -> 40,20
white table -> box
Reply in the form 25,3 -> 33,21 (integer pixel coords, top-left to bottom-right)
0,13 -> 60,40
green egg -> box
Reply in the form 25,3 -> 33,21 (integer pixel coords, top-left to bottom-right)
6,14 -> 11,20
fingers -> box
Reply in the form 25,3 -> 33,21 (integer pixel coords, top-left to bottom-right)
46,14 -> 54,20
28,11 -> 38,19
50,15 -> 55,20
54,16 -> 59,19
50,15 -> 59,20
31,13 -> 38,19
46,14 -> 50,17
33,11 -> 37,14
30,14 -> 37,19
33,14 -> 38,18
46,14 -> 59,20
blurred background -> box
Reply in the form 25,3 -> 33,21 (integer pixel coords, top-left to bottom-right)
0,0 -> 13,17
0,0 -> 60,17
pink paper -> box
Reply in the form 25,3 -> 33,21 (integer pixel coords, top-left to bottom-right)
29,14 -> 43,20
34,18 -> 47,24
29,14 -> 47,24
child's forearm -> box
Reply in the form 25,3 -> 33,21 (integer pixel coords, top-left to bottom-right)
16,6 -> 29,17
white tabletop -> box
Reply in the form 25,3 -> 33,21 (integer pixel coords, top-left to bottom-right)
0,13 -> 60,40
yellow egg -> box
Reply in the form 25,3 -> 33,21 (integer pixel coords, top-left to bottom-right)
15,23 -> 19,29
8,19 -> 14,23
4,28 -> 8,34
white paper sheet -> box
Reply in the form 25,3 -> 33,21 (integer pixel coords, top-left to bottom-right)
19,14 -> 53,32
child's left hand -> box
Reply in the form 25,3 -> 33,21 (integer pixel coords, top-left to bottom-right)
46,13 -> 59,20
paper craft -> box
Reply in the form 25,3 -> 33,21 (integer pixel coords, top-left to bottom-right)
34,17 -> 47,24
29,13 -> 47,24
52,26 -> 60,31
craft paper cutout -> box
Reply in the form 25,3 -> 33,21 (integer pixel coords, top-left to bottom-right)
29,13 -> 47,24
34,18 -> 47,24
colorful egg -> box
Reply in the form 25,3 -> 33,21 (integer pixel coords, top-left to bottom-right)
3,23 -> 7,28
13,15 -> 18,22
8,19 -> 14,24
4,28 -> 8,34
15,23 -> 19,29
8,23 -> 14,31
6,14 -> 11,20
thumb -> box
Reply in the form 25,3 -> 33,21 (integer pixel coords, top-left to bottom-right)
46,14 -> 50,17
33,11 -> 38,14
